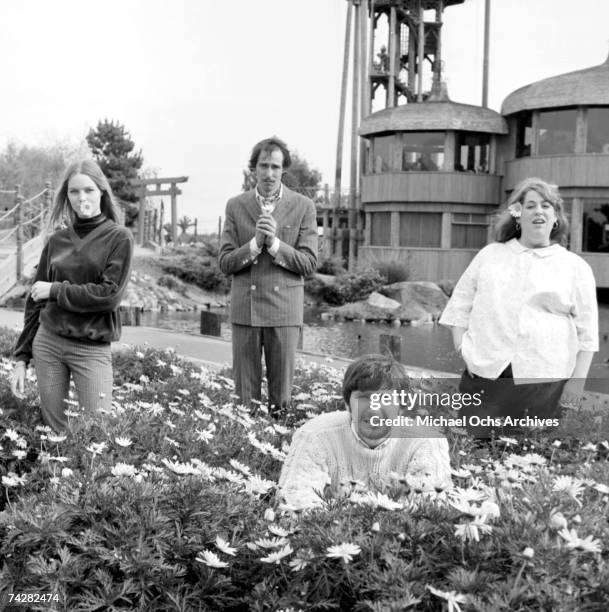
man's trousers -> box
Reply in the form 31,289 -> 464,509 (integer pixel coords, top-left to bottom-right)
231,324 -> 300,410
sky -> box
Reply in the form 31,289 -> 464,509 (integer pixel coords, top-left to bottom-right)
1,0 -> 608,232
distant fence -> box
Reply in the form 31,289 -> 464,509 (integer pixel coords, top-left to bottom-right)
0,183 -> 53,297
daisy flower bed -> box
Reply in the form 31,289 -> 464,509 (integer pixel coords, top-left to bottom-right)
0,326 -> 608,611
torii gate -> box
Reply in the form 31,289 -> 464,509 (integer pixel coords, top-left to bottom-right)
131,176 -> 188,246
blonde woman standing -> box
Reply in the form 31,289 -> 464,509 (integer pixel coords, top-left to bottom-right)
10,160 -> 133,432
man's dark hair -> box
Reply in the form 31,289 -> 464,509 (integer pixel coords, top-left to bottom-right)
248,137 -> 292,172
342,354 -> 411,406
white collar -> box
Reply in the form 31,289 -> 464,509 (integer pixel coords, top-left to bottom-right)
255,183 -> 283,202
507,237 -> 563,258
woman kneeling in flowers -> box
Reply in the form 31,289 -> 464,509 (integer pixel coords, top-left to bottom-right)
278,354 -> 452,509
440,177 -> 598,437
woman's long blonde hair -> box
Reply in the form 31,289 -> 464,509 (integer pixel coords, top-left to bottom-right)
47,159 -> 121,231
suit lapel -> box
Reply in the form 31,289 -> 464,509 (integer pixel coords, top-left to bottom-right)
242,190 -> 261,226
272,186 -> 292,225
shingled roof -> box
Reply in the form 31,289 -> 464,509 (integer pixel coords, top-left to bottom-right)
359,100 -> 507,136
502,52 -> 609,115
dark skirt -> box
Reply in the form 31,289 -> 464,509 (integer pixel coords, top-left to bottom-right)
458,364 -> 567,438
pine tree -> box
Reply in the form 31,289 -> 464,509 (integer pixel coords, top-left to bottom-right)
86,119 -> 143,225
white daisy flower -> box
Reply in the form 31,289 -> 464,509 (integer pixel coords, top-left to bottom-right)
196,549 -> 229,568
326,542 -> 361,563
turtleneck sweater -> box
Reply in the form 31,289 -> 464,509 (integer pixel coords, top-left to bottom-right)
13,215 -> 133,365
73,212 -> 107,238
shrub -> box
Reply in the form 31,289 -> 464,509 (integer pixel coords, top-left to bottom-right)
314,268 -> 385,305
160,251 -> 230,294
372,259 -> 410,284
157,274 -> 188,296
317,255 -> 346,276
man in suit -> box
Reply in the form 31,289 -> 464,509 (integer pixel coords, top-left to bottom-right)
219,137 -> 318,414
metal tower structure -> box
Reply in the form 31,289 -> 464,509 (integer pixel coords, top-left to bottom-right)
332,0 -> 465,268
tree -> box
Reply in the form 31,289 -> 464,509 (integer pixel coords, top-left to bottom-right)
241,150 -> 322,200
86,120 -> 143,226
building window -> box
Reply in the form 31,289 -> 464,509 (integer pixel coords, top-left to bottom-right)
583,200 -> 609,252
515,111 -> 532,158
370,212 -> 392,246
538,108 -> 577,155
401,132 -> 444,171
586,107 -> 609,154
451,213 -> 488,248
455,133 -> 490,172
399,212 -> 441,247
372,135 -> 394,173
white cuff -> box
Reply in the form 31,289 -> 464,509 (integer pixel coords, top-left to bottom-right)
249,237 -> 262,257
268,237 -> 280,256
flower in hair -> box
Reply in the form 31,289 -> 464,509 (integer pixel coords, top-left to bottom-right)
508,202 -> 522,218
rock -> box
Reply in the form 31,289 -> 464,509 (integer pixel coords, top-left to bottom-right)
367,291 -> 401,310
380,281 -> 449,320
438,279 -> 456,297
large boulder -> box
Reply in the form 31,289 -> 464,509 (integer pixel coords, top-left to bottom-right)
367,291 -> 401,310
380,281 -> 448,320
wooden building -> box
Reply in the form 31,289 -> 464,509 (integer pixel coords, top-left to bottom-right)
357,52 -> 609,287
500,52 -> 609,287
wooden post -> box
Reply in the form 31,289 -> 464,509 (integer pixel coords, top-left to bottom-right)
379,333 -> 402,361
200,309 -> 221,336
387,5 -> 396,107
417,0 -> 424,102
159,200 -> 165,247
348,0 -> 361,271
335,1 -> 352,243
433,0 -> 444,90
218,215 -> 222,244
137,185 -> 146,246
44,181 -> 53,225
194,217 -> 198,238
367,0 -> 375,114
171,184 -> 178,245
482,0 -> 491,108
407,18 -> 416,93
152,208 -> 158,244
14,186 -> 23,281
360,0 -> 369,119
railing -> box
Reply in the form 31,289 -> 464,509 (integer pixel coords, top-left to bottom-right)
0,183 -> 53,298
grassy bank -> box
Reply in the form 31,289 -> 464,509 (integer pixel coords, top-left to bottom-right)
0,327 -> 608,610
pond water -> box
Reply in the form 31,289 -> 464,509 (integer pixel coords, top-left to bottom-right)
140,303 -> 609,393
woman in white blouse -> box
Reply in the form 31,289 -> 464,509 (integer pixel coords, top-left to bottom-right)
440,177 -> 598,435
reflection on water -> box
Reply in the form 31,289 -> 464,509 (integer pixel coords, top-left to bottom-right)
140,304 -> 609,393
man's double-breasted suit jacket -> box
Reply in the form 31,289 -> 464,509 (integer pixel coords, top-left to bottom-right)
218,186 -> 318,327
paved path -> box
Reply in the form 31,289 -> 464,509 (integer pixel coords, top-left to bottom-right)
0,308 -> 354,372
3,308 -> 607,411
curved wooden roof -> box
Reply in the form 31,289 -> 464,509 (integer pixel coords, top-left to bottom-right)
359,101 -> 508,136
502,52 -> 609,115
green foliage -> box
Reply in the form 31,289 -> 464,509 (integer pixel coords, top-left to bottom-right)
156,274 -> 188,296
0,141 -> 83,216
86,119 -> 144,225
372,260 -> 410,284
306,268 -> 385,305
0,330 -> 609,610
316,254 -> 346,276
159,246 -> 230,294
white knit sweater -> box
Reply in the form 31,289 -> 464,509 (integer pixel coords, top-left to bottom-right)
278,411 -> 452,509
